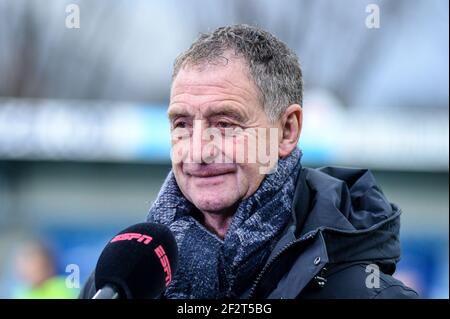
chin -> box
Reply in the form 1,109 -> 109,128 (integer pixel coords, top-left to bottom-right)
192,195 -> 237,213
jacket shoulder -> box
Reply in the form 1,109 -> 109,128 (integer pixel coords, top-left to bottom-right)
299,263 -> 419,299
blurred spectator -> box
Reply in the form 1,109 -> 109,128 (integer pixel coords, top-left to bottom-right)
12,240 -> 76,299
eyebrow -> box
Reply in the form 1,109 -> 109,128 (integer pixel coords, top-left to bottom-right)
204,108 -> 246,122
168,105 -> 246,122
168,108 -> 191,121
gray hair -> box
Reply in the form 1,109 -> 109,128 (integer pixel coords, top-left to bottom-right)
172,24 -> 303,122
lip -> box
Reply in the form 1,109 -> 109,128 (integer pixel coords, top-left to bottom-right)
184,163 -> 236,178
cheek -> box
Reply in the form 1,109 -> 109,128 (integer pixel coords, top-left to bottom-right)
238,160 -> 268,197
235,128 -> 272,161
171,135 -> 191,164
233,164 -> 260,197
172,163 -> 186,188
221,132 -> 255,164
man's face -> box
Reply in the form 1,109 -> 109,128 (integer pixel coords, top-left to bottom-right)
168,55 -> 278,215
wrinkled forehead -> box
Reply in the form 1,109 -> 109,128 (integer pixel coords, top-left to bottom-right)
168,52 -> 265,121
170,53 -> 257,98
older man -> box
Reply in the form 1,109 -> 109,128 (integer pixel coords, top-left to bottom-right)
80,24 -> 418,299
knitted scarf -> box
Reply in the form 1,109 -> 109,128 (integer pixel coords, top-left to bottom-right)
147,148 -> 302,299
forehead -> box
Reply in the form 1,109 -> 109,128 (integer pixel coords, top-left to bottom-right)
170,56 -> 261,108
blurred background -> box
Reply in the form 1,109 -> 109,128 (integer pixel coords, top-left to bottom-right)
0,0 -> 448,298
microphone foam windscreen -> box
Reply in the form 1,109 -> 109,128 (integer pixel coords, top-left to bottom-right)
94,222 -> 178,299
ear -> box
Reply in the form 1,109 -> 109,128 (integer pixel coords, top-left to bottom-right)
279,104 -> 302,158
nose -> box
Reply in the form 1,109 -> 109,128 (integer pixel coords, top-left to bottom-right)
191,119 -> 203,163
191,119 -> 220,163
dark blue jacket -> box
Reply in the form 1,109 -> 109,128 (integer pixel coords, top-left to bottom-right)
243,166 -> 418,299
79,166 -> 419,299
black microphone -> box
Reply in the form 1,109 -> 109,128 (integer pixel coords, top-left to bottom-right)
92,222 -> 178,299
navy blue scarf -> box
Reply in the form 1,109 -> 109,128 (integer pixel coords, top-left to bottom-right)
147,148 -> 302,299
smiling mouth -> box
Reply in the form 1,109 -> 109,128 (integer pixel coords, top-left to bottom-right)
184,164 -> 236,178
190,171 -> 233,178
188,172 -> 233,187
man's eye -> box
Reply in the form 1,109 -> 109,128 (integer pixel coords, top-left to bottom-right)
216,121 -> 233,128
173,121 -> 187,128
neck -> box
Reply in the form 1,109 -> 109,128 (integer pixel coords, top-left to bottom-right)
201,210 -> 235,239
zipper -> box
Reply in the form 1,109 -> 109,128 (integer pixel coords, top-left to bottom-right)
247,232 -> 315,299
